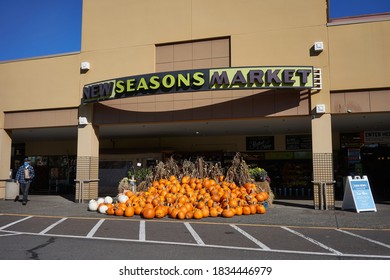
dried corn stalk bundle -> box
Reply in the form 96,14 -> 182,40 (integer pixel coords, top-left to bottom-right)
153,161 -> 169,181
225,152 -> 251,186
193,157 -> 208,179
163,157 -> 180,179
181,159 -> 195,178
208,162 -> 224,182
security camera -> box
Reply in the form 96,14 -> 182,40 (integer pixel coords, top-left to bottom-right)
347,109 -> 352,113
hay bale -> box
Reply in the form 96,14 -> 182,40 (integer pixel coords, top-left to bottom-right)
255,181 -> 274,206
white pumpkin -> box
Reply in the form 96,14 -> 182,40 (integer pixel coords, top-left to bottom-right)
98,204 -> 108,214
117,194 -> 128,203
104,196 -> 113,204
96,197 -> 105,205
88,199 -> 98,211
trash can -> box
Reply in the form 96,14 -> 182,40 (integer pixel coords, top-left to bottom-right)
5,179 -> 19,200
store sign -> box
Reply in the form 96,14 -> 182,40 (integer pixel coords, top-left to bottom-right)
342,176 -> 377,213
286,135 -> 312,150
363,131 -> 390,143
82,66 -> 314,104
246,136 -> 274,151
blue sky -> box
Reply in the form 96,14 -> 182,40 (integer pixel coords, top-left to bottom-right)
329,0 -> 390,18
0,0 -> 82,62
0,0 -> 389,62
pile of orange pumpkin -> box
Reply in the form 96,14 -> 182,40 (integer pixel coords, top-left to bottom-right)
90,175 -> 269,219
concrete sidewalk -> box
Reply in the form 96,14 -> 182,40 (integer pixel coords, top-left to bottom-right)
0,195 -> 389,230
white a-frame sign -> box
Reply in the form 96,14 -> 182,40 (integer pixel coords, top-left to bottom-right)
342,176 -> 377,213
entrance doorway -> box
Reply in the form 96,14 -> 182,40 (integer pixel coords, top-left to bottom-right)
361,147 -> 390,200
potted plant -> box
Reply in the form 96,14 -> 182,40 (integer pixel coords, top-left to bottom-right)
249,167 -> 268,182
128,167 -> 152,183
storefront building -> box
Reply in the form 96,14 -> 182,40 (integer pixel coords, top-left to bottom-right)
1,0 -> 389,209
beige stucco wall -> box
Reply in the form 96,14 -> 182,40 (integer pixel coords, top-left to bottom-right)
0,54 -> 81,112
82,0 -> 327,52
80,0 -> 330,112
328,20 -> 390,91
1,1 -> 388,116
0,113 -> 11,198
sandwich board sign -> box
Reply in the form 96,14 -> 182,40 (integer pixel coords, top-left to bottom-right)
342,176 -> 377,213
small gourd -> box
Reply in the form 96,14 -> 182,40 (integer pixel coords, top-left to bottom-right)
142,207 -> 155,219
96,197 -> 105,205
88,199 -> 98,211
104,196 -> 113,204
221,206 -> 235,218
117,194 -> 128,203
98,204 -> 108,214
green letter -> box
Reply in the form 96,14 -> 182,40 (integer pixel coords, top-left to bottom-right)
137,78 -> 149,91
127,79 -> 136,92
116,81 -> 125,93
149,76 -> 160,90
177,73 -> 191,87
193,72 -> 205,86
162,74 -> 175,89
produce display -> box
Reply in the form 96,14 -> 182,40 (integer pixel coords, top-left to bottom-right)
89,177 -> 269,219
88,153 -> 273,220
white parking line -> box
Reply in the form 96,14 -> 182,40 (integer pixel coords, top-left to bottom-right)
184,222 -> 205,246
0,232 -> 22,237
230,224 -> 270,250
0,216 -> 33,230
139,220 -> 145,241
13,230 -> 390,259
336,229 -> 390,249
39,217 -> 67,235
281,226 -> 343,255
86,219 -> 105,238
1,220 -> 389,259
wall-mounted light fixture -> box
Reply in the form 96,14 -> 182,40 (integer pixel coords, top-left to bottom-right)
314,41 -> 324,52
80,61 -> 90,71
78,116 -> 88,125
316,104 -> 326,114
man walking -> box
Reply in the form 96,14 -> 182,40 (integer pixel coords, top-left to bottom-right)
15,158 -> 35,205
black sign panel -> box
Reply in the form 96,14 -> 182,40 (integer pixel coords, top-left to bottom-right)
286,135 -> 312,150
246,136 -> 274,151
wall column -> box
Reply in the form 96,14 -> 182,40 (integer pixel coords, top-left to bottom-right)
76,105 -> 99,202
0,113 -> 12,199
311,113 -> 334,210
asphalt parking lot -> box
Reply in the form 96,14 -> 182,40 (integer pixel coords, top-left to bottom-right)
0,195 -> 389,260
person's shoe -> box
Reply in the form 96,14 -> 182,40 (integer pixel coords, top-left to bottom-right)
14,195 -> 19,202
22,201 -> 27,205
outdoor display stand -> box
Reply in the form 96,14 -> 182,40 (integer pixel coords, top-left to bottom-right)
74,179 -> 100,203
342,175 -> 377,213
